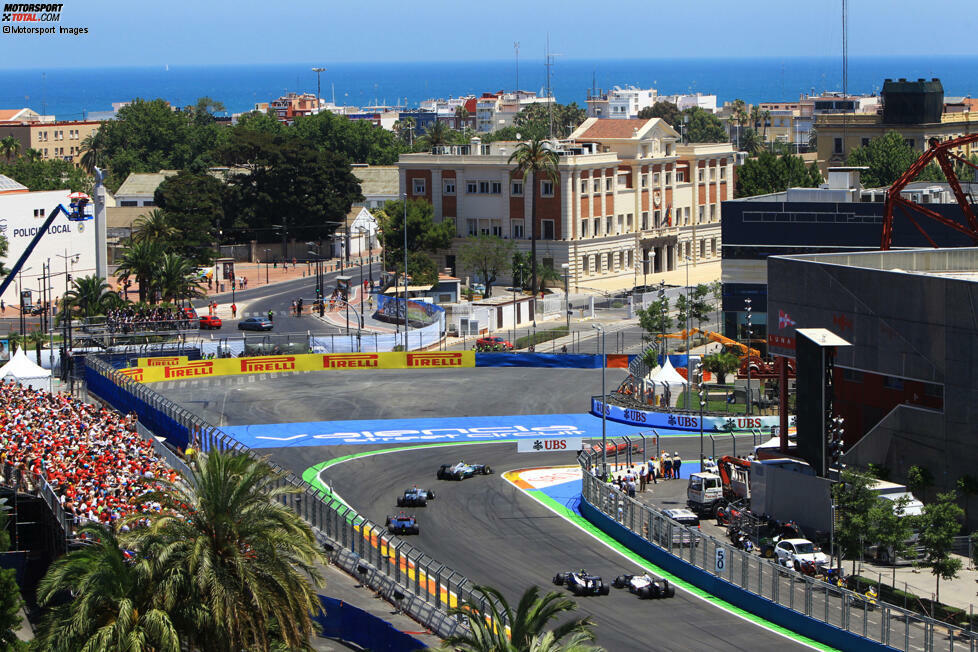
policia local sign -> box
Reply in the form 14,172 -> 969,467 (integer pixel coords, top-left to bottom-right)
121,351 -> 475,383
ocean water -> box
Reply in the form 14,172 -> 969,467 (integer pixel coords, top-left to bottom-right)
2,56 -> 976,121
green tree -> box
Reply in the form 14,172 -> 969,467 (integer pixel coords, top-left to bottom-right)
422,120 -> 452,149
63,275 -> 119,319
637,298 -> 672,348
26,329 -> 46,366
220,130 -> 362,244
131,208 -> 177,244
845,131 -> 918,188
442,584 -> 599,652
512,251 -> 531,290
0,156 -> 92,193
868,495 -> 916,585
917,492 -> 965,606
115,240 -> 164,304
682,107 -> 728,143
487,103 -> 587,142
738,128 -> 764,156
78,130 -> 106,175
234,110 -> 287,136
709,280 -> 722,327
293,109 -> 405,165
0,136 -> 21,162
156,252 -> 205,304
906,464 -> 934,499
0,499 -> 24,652
126,451 -> 325,652
373,199 -> 453,287
536,259 -> 562,291
154,170 -> 226,265
832,468 -> 879,574
702,351 -> 740,384
637,101 -> 682,127
458,235 -> 514,298
735,151 -> 822,198
35,524 -> 180,652
393,117 -> 417,146
957,474 -> 978,527
509,139 -> 560,296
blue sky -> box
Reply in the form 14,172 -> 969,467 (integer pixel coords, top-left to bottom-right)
1,0 -> 977,68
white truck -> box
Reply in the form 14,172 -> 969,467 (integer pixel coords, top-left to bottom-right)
686,472 -> 724,517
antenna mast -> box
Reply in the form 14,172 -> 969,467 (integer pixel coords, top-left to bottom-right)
842,0 -> 848,161
515,41 -> 520,93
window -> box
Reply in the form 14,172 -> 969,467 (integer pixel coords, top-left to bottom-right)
666,172 -> 672,185
143,200 -> 155,207
592,178 -> 600,193
710,204 -> 717,221
121,201 -> 137,207
581,220 -> 589,237
617,173 -> 628,186
33,208 -> 45,217
684,207 -> 691,224
512,181 -> 523,196
479,181 -> 490,194
466,181 -> 478,194
541,180 -> 554,197
861,138 -> 870,147
605,177 -> 612,192
654,209 -> 661,227
582,255 -> 590,275
641,174 -> 648,188
491,224 -> 502,237
627,213 -> 633,230
653,172 -> 660,186
580,179 -> 588,194
711,238 -> 717,256
605,252 -> 612,271
443,179 -> 456,195
467,219 -> 478,236
676,170 -> 686,182
834,138 -> 843,154
697,168 -> 704,182
412,178 -> 426,195
605,216 -> 613,234
710,167 -> 716,181
698,206 -> 705,223
700,239 -> 706,257
617,214 -> 624,233
491,181 -> 502,194
720,167 -> 726,181
512,221 -> 524,239
641,212 -> 649,230
542,220 -> 555,240
593,217 -> 600,236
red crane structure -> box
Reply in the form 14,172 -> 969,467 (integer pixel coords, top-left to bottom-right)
881,134 -> 978,250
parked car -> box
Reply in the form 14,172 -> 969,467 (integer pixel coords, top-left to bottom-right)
774,538 -> 829,569
238,317 -> 273,331
199,315 -> 222,330
475,336 -> 514,351
662,508 -> 701,546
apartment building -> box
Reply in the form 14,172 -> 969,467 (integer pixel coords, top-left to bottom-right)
586,86 -> 658,119
268,92 -> 322,125
397,118 -> 733,290
475,91 -> 553,133
0,119 -> 101,165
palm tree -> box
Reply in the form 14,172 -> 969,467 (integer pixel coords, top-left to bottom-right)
529,631 -> 604,652
22,148 -> 42,163
79,130 -> 106,175
35,524 -> 181,652
537,259 -> 562,291
394,117 -> 416,146
132,208 -> 177,244
156,252 -> 204,304
761,109 -> 772,144
739,129 -> 764,156
5,331 -> 22,354
455,105 -> 470,130
124,451 -> 325,652
443,584 -> 599,652
508,139 -> 560,297
425,120 -> 451,150
64,274 -> 119,319
0,136 -> 20,162
115,240 -> 164,304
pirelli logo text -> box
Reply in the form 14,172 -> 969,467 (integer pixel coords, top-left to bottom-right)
323,353 -> 379,369
406,352 -> 464,367
163,361 -> 215,379
240,356 -> 296,373
146,357 -> 182,367
119,368 -> 143,382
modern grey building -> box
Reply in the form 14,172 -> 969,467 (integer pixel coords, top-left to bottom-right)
767,248 -> 978,525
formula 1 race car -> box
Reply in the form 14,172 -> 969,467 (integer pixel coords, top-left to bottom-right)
385,513 -> 419,535
396,487 -> 435,507
436,461 -> 493,481
612,573 -> 676,599
552,570 -> 610,596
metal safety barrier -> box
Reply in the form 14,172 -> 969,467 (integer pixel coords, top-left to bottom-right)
83,355 -> 499,640
577,442 -> 978,652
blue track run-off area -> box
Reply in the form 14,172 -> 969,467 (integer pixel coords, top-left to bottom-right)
226,413 -> 699,448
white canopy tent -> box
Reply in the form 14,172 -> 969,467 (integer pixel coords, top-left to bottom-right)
0,348 -> 52,392
647,358 -> 689,407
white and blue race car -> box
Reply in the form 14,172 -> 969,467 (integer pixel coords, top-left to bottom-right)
436,461 -> 493,481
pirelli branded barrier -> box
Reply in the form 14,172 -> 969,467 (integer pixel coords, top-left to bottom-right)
120,351 -> 476,383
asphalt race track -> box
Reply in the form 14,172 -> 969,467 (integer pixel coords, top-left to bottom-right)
154,370 -> 816,651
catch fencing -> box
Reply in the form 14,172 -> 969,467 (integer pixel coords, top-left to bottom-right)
577,441 -> 978,652
83,355 -> 504,640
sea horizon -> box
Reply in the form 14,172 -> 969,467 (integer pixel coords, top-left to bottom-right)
1,55 -> 974,122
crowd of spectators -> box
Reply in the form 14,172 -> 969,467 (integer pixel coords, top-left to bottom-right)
104,306 -> 195,333
0,380 -> 179,530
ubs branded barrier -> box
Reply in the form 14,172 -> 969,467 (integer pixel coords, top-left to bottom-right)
590,397 -> 790,433
84,355 -> 495,641
577,440 -> 978,652
121,351 -> 476,383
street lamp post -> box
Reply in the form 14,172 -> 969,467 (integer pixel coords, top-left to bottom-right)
17,266 -> 32,337
402,194 -> 409,350
561,263 -> 570,332
56,250 -> 78,352
312,67 -> 326,114
684,255 -> 692,409
744,297 -> 753,417
591,323 -> 607,478
264,248 -> 271,284
696,362 -> 705,473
